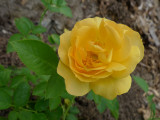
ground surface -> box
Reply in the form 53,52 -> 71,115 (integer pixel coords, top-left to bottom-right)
0,0 -> 160,120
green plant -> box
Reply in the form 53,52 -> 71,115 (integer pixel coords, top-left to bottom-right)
133,76 -> 159,120
3,0 -> 78,119
3,0 -> 121,119
87,91 -> 119,120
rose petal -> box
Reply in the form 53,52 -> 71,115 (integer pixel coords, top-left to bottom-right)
57,61 -> 90,96
71,19 -> 98,47
69,54 -> 112,80
98,49 -> 113,64
120,25 -> 144,61
90,75 -> 131,100
99,19 -> 123,50
112,30 -> 132,62
75,18 -> 98,29
94,17 -> 102,27
112,46 -> 141,78
76,26 -> 97,49
106,62 -> 126,72
74,73 -> 99,82
74,70 -> 112,82
58,31 -> 71,66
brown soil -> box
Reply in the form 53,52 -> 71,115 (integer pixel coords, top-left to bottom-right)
0,0 -> 160,119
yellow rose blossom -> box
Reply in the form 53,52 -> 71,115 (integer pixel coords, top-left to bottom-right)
57,17 -> 144,100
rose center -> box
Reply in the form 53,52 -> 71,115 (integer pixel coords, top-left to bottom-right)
82,51 -> 99,67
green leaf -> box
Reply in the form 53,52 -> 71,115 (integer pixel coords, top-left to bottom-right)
105,98 -> 119,120
87,90 -> 101,104
11,75 -> 25,88
27,75 -> 37,84
33,82 -> 47,96
0,64 -> 4,70
151,103 -> 156,116
15,18 -> 30,35
46,107 -> 63,120
87,91 -> 106,113
48,5 -> 72,17
35,99 -> 49,112
51,0 -> 56,4
33,113 -> 48,120
38,75 -> 51,82
32,25 -> 47,34
69,106 -> 79,114
49,97 -> 61,111
147,95 -> 156,116
46,75 -> 65,98
60,0 -> 66,6
0,117 -> 7,120
11,40 -> 58,75
8,111 -> 18,120
56,0 -> 64,6
133,76 -> 149,92
48,6 -> 59,13
48,34 -> 60,45
18,111 -> 33,120
25,35 -> 41,40
12,67 -> 30,76
66,114 -> 78,120
147,95 -> 154,103
59,6 -> 72,17
13,82 -> 31,107
61,89 -> 74,100
12,67 -> 37,84
1,87 -> 13,96
0,69 -> 11,86
7,34 -> 23,53
0,89 -> 11,110
41,0 -> 50,8
86,91 -> 94,100
87,91 -> 119,119
20,17 -> 35,30
97,100 -> 107,113
51,0 -> 66,6
48,36 -> 54,44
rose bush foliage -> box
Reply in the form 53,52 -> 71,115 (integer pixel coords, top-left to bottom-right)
57,17 -> 144,100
